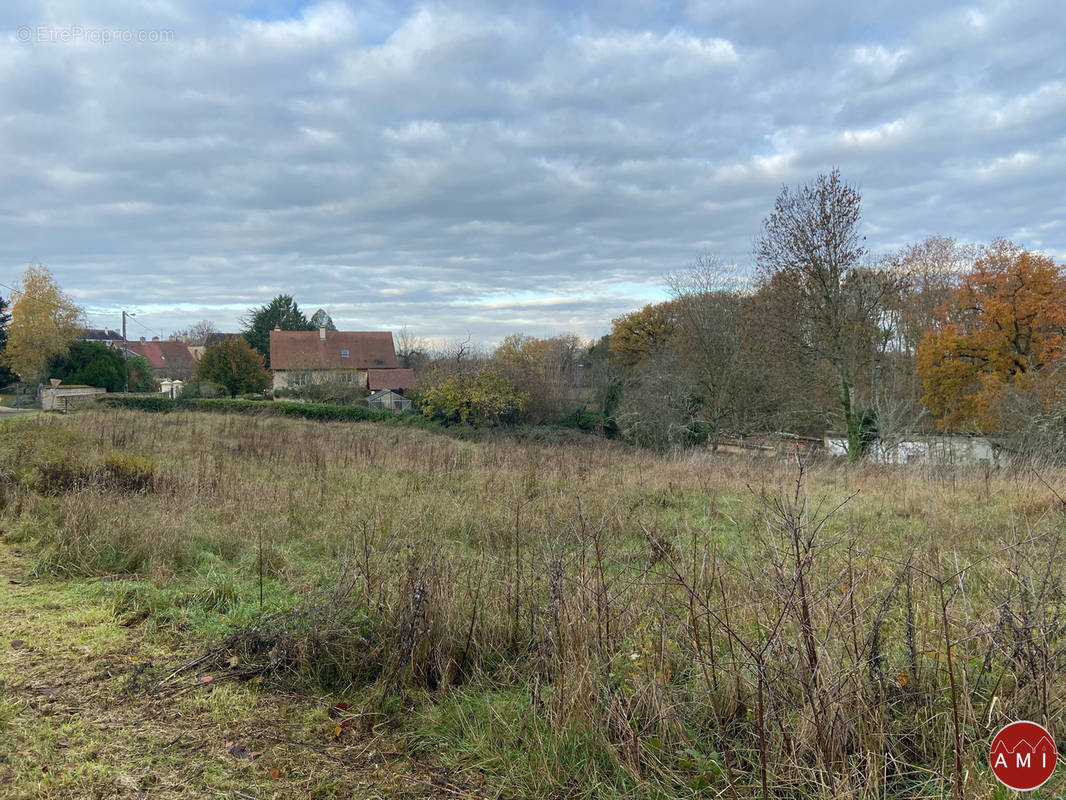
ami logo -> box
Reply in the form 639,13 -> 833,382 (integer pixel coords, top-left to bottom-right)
990,720 -> 1057,791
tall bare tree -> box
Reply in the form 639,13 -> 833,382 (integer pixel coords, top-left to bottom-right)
755,169 -> 898,460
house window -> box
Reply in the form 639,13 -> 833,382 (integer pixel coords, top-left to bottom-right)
341,349 -> 349,358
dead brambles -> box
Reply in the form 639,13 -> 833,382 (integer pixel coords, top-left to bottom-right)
3,410 -> 1066,798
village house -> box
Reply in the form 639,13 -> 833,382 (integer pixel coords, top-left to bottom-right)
269,326 -> 415,393
82,328 -> 124,344
113,337 -> 198,381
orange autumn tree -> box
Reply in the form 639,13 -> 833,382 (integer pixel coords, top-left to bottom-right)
608,300 -> 679,369
916,240 -> 1066,431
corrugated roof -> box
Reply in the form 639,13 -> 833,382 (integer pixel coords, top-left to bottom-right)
270,330 -> 399,370
367,368 -> 415,391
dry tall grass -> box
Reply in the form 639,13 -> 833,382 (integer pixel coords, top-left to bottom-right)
2,409 -> 1065,798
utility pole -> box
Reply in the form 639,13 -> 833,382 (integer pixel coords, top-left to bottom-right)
122,311 -> 129,393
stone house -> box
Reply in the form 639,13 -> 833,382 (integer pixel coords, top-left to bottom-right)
269,327 -> 415,393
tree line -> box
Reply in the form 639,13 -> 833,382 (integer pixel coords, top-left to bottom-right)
405,170 -> 1066,461
599,171 -> 1066,459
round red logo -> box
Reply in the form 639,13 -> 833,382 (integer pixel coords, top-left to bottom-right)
990,720 -> 1057,791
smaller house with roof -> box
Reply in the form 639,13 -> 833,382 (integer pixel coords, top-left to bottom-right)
82,328 -> 124,344
114,337 -> 197,381
269,326 -> 415,394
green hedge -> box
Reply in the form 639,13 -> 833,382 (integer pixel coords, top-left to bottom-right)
98,395 -> 431,428
94,395 -> 591,446
185,398 -> 395,423
98,396 -> 179,413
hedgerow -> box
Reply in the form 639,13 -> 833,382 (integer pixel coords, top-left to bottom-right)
95,395 -> 589,446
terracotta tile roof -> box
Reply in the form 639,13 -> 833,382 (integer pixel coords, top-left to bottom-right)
269,330 -> 399,370
367,368 -> 416,391
122,340 -> 197,371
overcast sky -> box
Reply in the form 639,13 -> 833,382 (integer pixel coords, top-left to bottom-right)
1,1 -> 1063,344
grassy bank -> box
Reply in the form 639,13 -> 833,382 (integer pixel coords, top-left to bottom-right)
2,409 -> 1065,798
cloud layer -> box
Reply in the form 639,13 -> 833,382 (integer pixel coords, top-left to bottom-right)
2,0 -> 1063,342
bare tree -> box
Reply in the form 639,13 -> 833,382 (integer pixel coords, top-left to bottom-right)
395,326 -> 430,373
189,320 -> 218,340
493,333 -> 587,423
868,350 -> 930,457
616,348 -> 701,450
667,255 -> 749,449
755,169 -> 900,461
426,335 -> 485,381
861,236 -> 976,451
884,235 -> 974,352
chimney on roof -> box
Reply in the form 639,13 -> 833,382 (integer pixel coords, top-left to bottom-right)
319,325 -> 326,341
152,336 -> 159,342
140,336 -> 145,344
274,322 -> 281,331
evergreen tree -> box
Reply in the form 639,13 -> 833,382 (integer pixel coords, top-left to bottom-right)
242,294 -> 314,367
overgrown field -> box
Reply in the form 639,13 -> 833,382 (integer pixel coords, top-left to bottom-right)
2,410 -> 1066,799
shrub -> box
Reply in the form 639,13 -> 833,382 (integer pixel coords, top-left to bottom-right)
6,440 -> 154,495
195,338 -> 270,396
559,407 -> 619,437
178,380 -> 220,399
98,451 -> 155,492
94,393 -> 487,441
419,368 -> 529,426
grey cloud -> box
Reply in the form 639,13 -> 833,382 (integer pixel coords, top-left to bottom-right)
1,0 -> 1063,342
